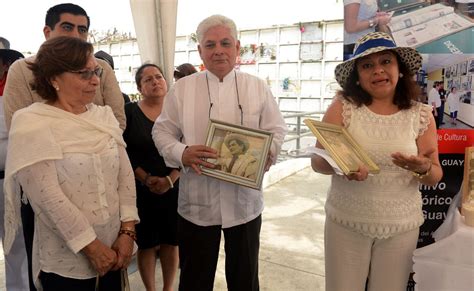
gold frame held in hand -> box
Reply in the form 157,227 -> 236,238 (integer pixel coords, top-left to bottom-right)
304,119 -> 380,175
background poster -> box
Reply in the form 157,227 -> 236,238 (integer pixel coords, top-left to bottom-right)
417,129 -> 474,247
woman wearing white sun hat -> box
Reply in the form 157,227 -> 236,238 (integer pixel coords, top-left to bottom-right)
311,32 -> 443,291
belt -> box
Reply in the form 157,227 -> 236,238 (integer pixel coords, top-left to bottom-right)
0,170 -> 4,179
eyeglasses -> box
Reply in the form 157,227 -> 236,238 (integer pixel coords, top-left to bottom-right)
69,67 -> 103,80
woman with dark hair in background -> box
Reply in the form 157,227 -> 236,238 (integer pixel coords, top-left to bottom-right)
4,36 -> 138,291
123,63 -> 179,291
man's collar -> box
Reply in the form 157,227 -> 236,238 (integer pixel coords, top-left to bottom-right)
206,69 -> 236,82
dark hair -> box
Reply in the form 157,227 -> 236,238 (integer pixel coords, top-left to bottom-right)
174,63 -> 197,80
27,36 -> 94,101
224,135 -> 249,153
228,138 -> 247,152
339,52 -> 420,110
45,3 -> 90,30
135,63 -> 164,90
94,50 -> 114,69
0,37 -> 10,49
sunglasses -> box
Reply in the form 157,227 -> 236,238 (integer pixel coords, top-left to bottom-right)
69,67 -> 103,80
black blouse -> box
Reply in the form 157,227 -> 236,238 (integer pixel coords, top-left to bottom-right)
123,102 -> 175,177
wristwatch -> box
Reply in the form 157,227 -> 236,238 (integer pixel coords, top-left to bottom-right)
412,160 -> 432,179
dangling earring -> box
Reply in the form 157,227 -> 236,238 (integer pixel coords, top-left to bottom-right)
399,73 -> 404,78
356,81 -> 360,86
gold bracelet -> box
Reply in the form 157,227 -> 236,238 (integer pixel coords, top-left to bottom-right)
412,160 -> 432,179
120,226 -> 136,233
165,175 -> 174,188
119,229 -> 137,241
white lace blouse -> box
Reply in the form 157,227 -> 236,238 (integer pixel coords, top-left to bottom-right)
5,104 -> 139,286
17,140 -> 137,282
325,99 -> 432,238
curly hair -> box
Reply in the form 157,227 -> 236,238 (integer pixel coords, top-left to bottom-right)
339,52 -> 420,110
27,36 -> 94,101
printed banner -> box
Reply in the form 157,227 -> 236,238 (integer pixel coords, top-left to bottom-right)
417,129 -> 474,247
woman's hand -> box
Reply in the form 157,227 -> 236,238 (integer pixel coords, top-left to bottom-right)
345,165 -> 369,181
391,151 -> 432,174
111,234 -> 134,270
82,239 -> 117,276
147,176 -> 170,194
264,152 -> 274,172
376,12 -> 392,26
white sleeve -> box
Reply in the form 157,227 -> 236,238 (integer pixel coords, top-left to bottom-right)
17,161 -> 96,253
117,145 -> 139,222
344,0 -> 361,6
259,86 -> 288,164
152,87 -> 187,169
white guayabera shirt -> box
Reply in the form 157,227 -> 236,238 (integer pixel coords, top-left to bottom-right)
153,69 -> 288,228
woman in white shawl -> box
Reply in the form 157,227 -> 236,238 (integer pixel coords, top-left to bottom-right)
3,36 -> 139,290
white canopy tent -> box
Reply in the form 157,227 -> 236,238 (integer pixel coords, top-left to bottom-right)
130,0 -> 178,85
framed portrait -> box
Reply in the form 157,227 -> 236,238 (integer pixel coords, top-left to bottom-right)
461,75 -> 469,91
454,77 -> 461,90
461,61 -> 468,76
304,119 -> 380,175
444,67 -> 450,79
469,59 -> 474,73
201,119 -> 273,190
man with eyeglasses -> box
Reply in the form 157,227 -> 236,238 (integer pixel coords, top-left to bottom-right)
152,15 -> 287,291
2,4 -> 125,290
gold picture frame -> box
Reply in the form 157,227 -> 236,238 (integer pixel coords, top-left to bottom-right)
201,119 -> 273,189
304,119 -> 380,175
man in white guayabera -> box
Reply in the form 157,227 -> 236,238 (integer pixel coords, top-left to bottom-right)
152,14 -> 287,291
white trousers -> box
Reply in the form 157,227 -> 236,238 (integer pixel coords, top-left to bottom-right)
0,179 -> 29,291
324,218 -> 419,291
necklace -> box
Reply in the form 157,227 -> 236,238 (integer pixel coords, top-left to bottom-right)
205,70 -> 243,125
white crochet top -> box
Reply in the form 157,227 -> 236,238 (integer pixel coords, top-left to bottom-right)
325,99 -> 432,238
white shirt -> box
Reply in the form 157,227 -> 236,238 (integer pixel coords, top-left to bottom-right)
152,70 -> 287,228
18,142 -> 137,282
447,91 -> 461,112
428,87 -> 441,108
